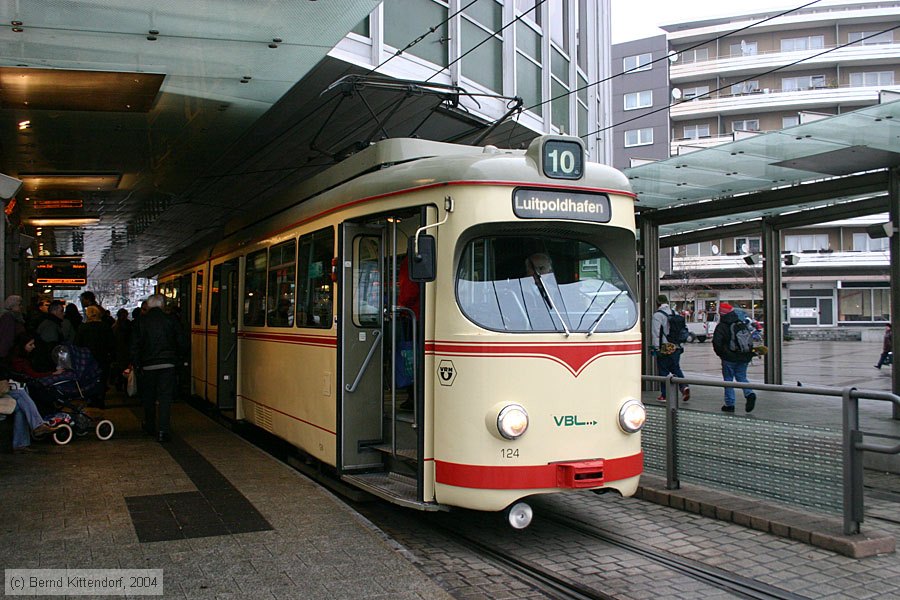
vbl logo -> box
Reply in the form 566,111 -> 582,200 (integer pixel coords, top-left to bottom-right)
553,415 -> 597,427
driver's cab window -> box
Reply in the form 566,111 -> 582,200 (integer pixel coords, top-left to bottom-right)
456,235 -> 637,333
353,236 -> 382,327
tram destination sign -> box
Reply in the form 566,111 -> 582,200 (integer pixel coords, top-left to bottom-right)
513,189 -> 610,223
34,262 -> 87,287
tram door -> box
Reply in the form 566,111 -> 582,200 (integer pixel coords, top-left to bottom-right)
340,223 -> 385,470
215,260 -> 239,412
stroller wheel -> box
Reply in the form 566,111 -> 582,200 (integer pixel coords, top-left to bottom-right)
53,424 -> 74,446
95,420 -> 115,441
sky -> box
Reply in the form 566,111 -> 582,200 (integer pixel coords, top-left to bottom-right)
610,0 -> 835,44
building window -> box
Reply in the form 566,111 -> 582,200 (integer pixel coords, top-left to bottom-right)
848,31 -> 894,45
624,127 -> 653,147
785,233 -> 829,252
730,80 -> 759,95
680,242 -> 716,256
850,71 -> 895,87
623,53 -> 652,73
194,270 -> 204,326
683,124 -> 710,139
267,240 -> 297,327
679,47 -> 708,63
624,90 -> 652,110
683,85 -> 710,100
781,35 -> 825,51
735,237 -> 761,254
549,0 -> 569,48
731,119 -> 760,132
729,40 -> 757,56
839,288 -> 890,322
852,232 -> 889,252
782,75 -> 826,91
783,115 -> 800,128
517,0 -> 542,26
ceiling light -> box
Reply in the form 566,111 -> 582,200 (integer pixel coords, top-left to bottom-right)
18,120 -> 30,130
25,217 -> 100,227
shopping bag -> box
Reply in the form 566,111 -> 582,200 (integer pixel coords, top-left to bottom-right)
126,368 -> 138,397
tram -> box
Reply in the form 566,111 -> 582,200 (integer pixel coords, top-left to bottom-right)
157,134 -> 645,527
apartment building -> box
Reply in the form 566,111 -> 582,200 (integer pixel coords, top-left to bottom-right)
612,1 -> 900,334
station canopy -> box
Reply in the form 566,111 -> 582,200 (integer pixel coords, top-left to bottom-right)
625,93 -> 900,237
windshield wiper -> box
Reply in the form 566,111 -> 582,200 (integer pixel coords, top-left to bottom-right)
586,290 -> 626,337
527,257 -> 570,336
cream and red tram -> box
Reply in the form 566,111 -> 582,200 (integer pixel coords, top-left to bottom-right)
157,135 -> 645,527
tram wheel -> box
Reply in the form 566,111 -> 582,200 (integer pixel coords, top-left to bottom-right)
506,502 -> 533,529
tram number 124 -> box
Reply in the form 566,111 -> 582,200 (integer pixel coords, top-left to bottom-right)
501,448 -> 520,459
542,139 -> 583,180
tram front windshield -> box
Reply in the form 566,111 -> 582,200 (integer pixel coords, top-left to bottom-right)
456,235 -> 637,333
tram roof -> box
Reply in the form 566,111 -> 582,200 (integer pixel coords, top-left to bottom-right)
626,92 -> 900,239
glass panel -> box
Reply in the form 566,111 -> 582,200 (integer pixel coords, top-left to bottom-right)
297,227 -> 335,329
267,240 -> 296,327
874,289 -> 891,321
384,0 -> 448,66
517,21 -> 541,61
578,103 -> 588,138
243,249 -> 267,326
354,235 -> 382,328
516,55 -> 542,116
194,270 -> 203,325
350,15 -> 369,37
551,47 -> 568,81
838,288 -> 868,321
549,0 -> 568,48
516,0 -> 541,25
456,234 -> 637,333
551,79 -> 569,132
462,20 -> 502,91
463,0 -> 501,30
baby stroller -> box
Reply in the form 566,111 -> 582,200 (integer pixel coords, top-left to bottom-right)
29,344 -> 115,446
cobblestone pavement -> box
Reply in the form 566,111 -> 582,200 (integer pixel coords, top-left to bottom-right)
357,484 -> 900,600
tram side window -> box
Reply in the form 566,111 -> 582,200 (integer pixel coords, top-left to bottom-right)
297,227 -> 334,329
194,270 -> 204,325
267,240 -> 296,327
243,250 -> 267,326
210,265 -> 221,326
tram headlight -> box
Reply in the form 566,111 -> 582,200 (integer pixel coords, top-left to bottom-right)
497,404 -> 529,440
618,399 -> 646,433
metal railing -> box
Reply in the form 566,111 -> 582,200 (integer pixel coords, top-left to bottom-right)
643,374 -> 900,535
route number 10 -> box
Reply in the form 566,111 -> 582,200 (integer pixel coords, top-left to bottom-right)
542,140 -> 583,180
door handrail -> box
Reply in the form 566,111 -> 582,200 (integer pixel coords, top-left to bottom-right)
345,330 -> 381,393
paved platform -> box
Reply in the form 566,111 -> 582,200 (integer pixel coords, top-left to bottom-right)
641,338 -> 900,558
0,400 -> 451,600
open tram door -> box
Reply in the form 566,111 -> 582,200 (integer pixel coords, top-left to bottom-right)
339,212 -> 432,509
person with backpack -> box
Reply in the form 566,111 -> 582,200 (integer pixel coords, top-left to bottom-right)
650,294 -> 690,403
712,302 -> 757,413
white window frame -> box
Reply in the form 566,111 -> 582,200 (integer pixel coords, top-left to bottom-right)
683,124 -> 710,139
781,35 -> 825,52
680,48 -> 708,64
850,71 -> 895,87
729,40 -> 757,56
735,236 -> 761,254
624,90 -> 652,111
623,53 -> 652,73
785,234 -> 829,252
683,85 -> 710,100
624,127 -> 653,147
730,80 -> 759,95
782,75 -> 826,91
848,31 -> 894,45
852,233 -> 889,252
783,115 -> 800,128
731,119 -> 760,132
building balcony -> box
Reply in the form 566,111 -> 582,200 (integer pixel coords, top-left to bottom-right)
669,85 -> 897,119
670,43 -> 900,82
671,251 -> 889,273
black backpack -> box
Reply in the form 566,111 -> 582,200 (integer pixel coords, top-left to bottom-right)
658,310 -> 689,344
729,320 -> 754,353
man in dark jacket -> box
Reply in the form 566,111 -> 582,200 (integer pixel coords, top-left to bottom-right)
130,294 -> 187,442
712,302 -> 757,413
